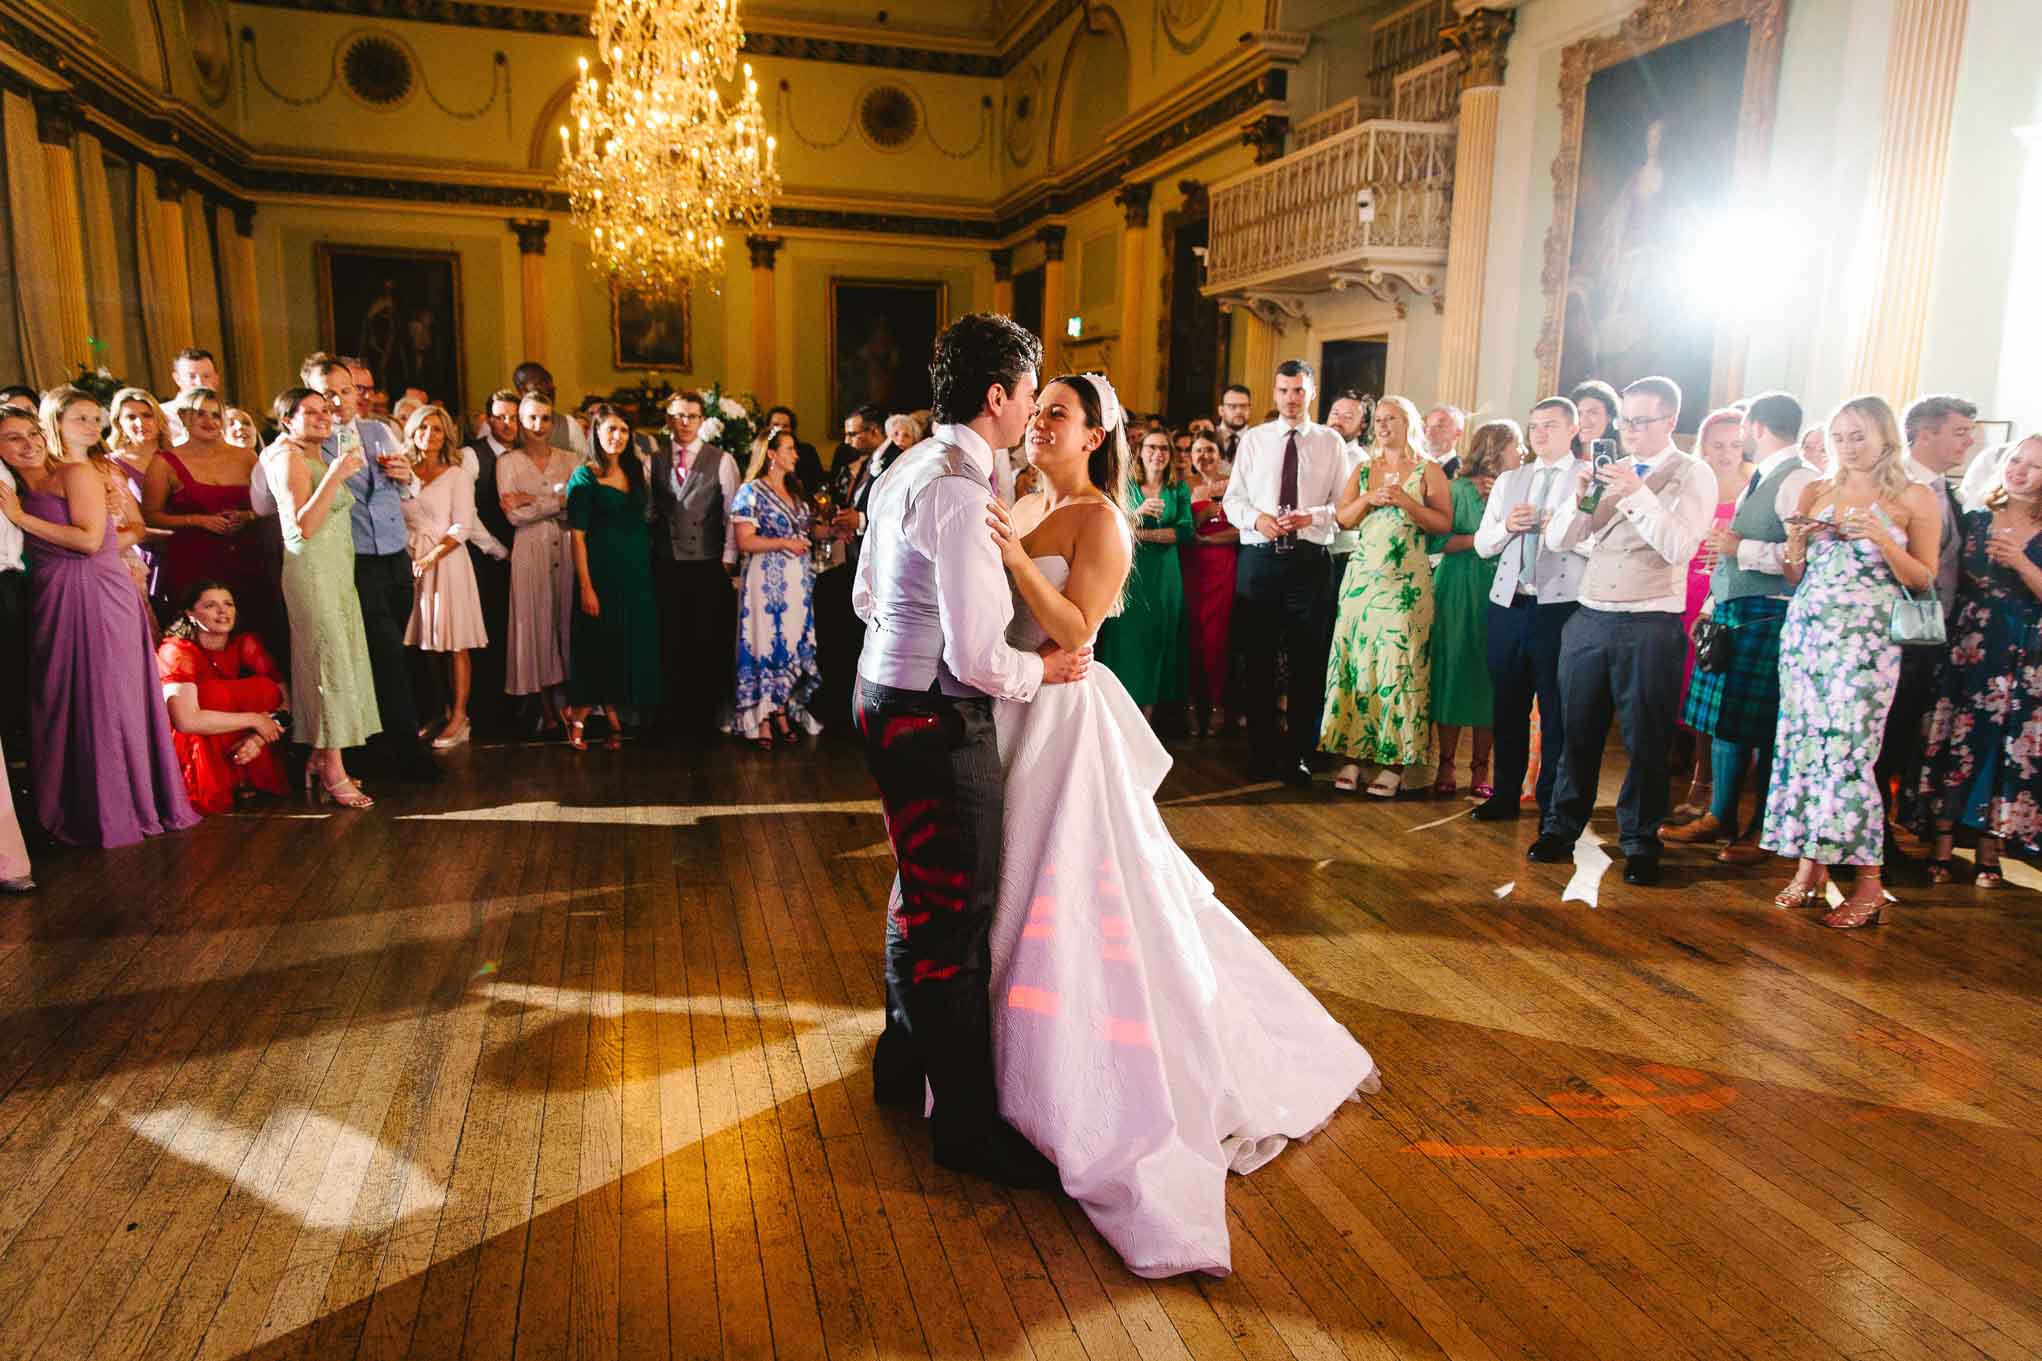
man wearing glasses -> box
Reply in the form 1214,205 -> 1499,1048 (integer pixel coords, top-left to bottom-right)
1525,375 -> 1716,885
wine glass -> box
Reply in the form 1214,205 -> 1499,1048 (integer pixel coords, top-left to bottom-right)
1275,502 -> 1295,554
811,489 -> 835,569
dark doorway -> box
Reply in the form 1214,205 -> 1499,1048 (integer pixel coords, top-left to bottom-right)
1013,265 -> 1045,345
1164,217 -> 1223,425
1317,338 -> 1389,421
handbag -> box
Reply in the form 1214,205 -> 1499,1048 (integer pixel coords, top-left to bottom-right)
1691,612 -> 1734,673
1889,583 -> 1947,648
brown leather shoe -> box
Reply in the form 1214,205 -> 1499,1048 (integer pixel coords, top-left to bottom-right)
1661,813 -> 1722,844
1715,841 -> 1767,866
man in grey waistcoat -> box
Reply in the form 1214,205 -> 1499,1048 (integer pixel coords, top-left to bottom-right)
648,389 -> 739,741
853,313 -> 1089,1187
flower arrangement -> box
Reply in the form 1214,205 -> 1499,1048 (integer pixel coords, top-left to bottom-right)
697,384 -> 760,460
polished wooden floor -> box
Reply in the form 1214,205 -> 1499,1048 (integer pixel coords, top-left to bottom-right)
2,730 -> 2039,1361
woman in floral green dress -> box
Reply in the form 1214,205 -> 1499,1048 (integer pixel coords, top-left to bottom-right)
1320,395 -> 1452,796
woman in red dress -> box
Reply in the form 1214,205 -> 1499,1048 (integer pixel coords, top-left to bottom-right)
156,581 -> 290,814
1180,431 -> 1239,736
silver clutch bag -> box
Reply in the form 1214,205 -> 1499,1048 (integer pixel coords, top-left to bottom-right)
1889,584 -> 1946,648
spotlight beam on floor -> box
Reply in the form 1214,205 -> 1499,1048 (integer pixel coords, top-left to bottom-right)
396,799 -> 885,828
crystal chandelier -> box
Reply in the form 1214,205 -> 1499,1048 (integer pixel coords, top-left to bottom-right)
558,0 -> 780,298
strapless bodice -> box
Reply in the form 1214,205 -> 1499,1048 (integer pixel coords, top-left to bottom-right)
1007,554 -> 1088,653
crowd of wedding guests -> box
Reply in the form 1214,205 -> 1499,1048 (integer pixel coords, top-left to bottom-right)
1,342 -> 2034,933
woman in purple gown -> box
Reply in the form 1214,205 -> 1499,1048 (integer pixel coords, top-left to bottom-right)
0,405 -> 197,847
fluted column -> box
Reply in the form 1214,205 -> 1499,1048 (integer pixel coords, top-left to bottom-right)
747,234 -> 781,402
1114,181 -> 1153,409
991,247 -> 1014,317
155,167 -> 196,357
1848,0 -> 1970,401
1435,8 -> 1514,412
1238,310 -> 1278,402
221,205 -> 265,404
509,219 -> 549,365
32,93 -> 92,381
73,129 -> 126,379
1038,226 -> 1067,373
184,193 -> 225,358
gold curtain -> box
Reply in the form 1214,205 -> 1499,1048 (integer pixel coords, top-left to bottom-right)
182,192 -> 224,361
130,160 -> 178,394
216,206 -> 265,405
40,136 -> 92,381
3,92 -> 71,387
73,129 -> 126,379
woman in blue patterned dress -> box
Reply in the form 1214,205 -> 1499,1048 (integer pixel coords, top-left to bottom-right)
1760,396 -> 1941,928
730,429 -> 822,747
1915,436 -> 2042,886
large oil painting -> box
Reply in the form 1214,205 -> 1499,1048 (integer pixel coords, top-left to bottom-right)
828,279 -> 947,422
1536,0 -> 1787,431
612,282 -> 692,370
316,244 -> 464,414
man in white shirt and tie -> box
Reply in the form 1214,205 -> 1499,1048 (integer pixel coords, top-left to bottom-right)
1222,359 -> 1349,785
1526,376 -> 1717,884
1471,395 -> 1586,820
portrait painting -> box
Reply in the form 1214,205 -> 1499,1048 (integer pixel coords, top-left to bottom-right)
612,282 -> 692,370
828,279 -> 947,422
1537,0 -> 1787,432
316,244 -> 464,414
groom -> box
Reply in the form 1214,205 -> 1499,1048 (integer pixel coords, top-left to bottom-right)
852,313 -> 1090,1187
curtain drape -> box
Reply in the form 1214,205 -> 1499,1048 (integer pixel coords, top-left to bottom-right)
131,159 -> 179,394
3,92 -> 71,388
216,207 -> 265,406
183,192 -> 224,362
73,130 -> 126,380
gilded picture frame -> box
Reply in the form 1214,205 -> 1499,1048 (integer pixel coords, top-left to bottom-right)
315,242 -> 466,415
611,281 -> 693,370
827,278 -> 948,422
1534,0 -> 1789,425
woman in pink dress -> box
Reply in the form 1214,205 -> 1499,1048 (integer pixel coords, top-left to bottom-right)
401,404 -> 493,749
1675,408 -> 1750,819
1180,431 -> 1238,736
497,393 -> 578,733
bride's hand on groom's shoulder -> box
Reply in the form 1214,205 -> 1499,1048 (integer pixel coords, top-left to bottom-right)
1040,641 -> 1092,685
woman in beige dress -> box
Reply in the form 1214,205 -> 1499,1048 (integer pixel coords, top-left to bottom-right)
497,392 -> 578,732
403,403 -> 497,749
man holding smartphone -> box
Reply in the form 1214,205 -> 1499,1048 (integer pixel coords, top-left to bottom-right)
1526,376 -> 1716,884
1471,395 -> 1588,820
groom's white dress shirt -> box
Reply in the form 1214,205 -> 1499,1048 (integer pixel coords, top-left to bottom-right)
852,421 -> 1044,701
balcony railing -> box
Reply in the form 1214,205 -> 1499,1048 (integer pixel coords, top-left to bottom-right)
1202,118 -> 1454,296
1367,0 -> 1452,106
1293,96 -> 1369,151
1392,51 -> 1462,124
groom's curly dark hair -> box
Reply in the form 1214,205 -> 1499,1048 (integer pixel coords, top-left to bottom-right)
929,313 -> 1042,426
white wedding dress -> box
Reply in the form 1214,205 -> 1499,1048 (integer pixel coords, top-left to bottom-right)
990,556 -> 1382,1278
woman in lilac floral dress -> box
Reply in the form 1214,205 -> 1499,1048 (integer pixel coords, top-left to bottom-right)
730,430 -> 822,745
1915,437 -> 2042,886
1761,397 -> 1941,929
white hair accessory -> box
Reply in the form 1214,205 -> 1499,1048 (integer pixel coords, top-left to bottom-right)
1081,371 -> 1123,434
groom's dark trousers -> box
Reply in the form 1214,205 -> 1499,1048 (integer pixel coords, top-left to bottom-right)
856,677 -> 1005,1144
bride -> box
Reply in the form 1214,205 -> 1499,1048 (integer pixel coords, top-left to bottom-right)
984,372 -> 1381,1279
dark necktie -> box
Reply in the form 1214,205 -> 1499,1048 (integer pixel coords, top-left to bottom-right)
1278,429 -> 1299,541
1742,467 -> 1762,501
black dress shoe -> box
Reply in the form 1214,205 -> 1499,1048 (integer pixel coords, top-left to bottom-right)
1282,761 -> 1315,788
1623,855 -> 1663,886
1471,796 -> 1521,821
934,1119 -> 1060,1190
1525,833 -> 1574,862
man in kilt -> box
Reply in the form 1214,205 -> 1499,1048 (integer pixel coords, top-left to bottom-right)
1666,392 -> 1810,862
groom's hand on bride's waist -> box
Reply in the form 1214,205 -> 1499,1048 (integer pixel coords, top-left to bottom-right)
1041,642 -> 1093,685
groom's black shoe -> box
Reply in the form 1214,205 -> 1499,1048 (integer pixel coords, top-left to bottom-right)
1525,833 -> 1574,862
1471,795 -> 1521,821
934,1117 -> 1060,1191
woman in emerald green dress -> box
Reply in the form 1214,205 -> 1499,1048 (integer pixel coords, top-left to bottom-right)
1098,427 -> 1192,716
565,404 -> 661,750
1428,419 -> 1521,799
1320,395 -> 1452,796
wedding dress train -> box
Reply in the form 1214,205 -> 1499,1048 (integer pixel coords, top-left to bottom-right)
991,555 -> 1381,1278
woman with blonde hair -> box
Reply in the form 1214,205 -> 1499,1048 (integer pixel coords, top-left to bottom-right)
1321,393 -> 1452,795
43,385 -> 152,602
145,387 -> 272,643
497,391 -> 579,732
1429,418 -> 1520,798
883,411 -> 924,459
401,403 -> 491,748
104,386 -> 170,500
1761,396 -> 1940,927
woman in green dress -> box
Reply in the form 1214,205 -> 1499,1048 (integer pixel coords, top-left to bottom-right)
565,404 -> 662,750
1321,395 -> 1452,796
1428,419 -> 1521,800
1097,427 -> 1191,716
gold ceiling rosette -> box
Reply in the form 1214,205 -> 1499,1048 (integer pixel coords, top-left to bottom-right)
558,0 -> 780,298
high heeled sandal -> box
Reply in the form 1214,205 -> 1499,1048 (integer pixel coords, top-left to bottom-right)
1432,777 -> 1458,799
1975,852 -> 2005,889
1366,768 -> 1403,798
317,775 -> 374,810
1772,879 -> 1827,909
566,717 -> 587,752
1333,763 -> 1362,793
1820,892 -> 1887,929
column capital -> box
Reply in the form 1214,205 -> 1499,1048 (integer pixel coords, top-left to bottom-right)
154,162 -> 186,201
509,218 -> 550,255
1114,180 -> 1154,229
31,90 -> 78,147
746,234 -> 783,270
1176,179 -> 1209,220
232,202 -> 257,237
990,246 -> 1014,282
1036,225 -> 1066,263
1442,7 -> 1516,91
1240,114 -> 1289,165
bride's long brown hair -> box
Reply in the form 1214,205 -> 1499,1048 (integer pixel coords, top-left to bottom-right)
1048,374 -> 1132,525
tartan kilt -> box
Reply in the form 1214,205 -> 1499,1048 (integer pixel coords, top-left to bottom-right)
1681,594 -> 1790,745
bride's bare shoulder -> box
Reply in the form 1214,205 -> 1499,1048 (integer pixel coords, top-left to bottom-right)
1067,498 -> 1132,562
